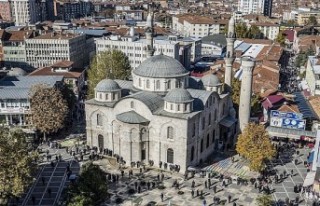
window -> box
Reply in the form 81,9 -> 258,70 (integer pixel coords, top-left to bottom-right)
97,114 -> 102,126
167,126 -> 173,139
191,146 -> 194,161
170,104 -> 173,110
156,80 -> 160,90
177,104 -> 180,111
208,113 -> 211,126
167,80 -> 171,89
138,78 -> 141,87
130,101 -> 134,108
200,139 -> 203,153
185,103 -> 188,111
206,134 -> 210,148
202,117 -> 205,130
167,148 -> 174,163
99,93 -> 102,99
146,80 -> 150,88
105,93 -> 108,100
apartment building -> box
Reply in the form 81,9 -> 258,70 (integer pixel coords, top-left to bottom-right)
54,0 -> 93,21
284,8 -> 320,25
238,0 -> 265,14
0,0 -> 12,22
249,22 -> 280,40
172,14 -> 215,38
1,30 -> 35,69
25,32 -> 88,69
95,34 -> 193,69
306,56 -> 320,96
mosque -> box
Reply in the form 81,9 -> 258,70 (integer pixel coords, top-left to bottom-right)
85,12 -> 255,173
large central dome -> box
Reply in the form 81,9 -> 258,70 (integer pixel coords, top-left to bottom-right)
133,54 -> 189,78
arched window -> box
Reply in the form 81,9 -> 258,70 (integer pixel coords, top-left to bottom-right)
206,134 -> 210,148
138,78 -> 141,87
200,139 -> 203,153
146,80 -> 150,88
105,93 -> 109,100
98,134 -> 104,149
170,104 -> 173,110
177,104 -> 180,111
167,148 -> 174,163
99,93 -> 102,99
156,80 -> 160,90
167,80 -> 171,89
191,146 -> 194,161
130,101 -> 134,108
212,130 -> 215,144
167,126 -> 173,139
208,113 -> 211,125
97,114 -> 102,126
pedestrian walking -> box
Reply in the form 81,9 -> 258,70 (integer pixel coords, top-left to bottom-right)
50,161 -> 54,168
213,185 -> 217,193
196,189 -> 199,197
191,189 -> 194,198
192,180 -> 195,188
203,199 -> 206,206
228,195 -> 232,203
283,170 -> 287,177
121,170 -> 124,177
291,169 -> 294,177
31,196 -> 36,205
47,188 -> 52,197
138,186 -> 141,193
205,180 -> 208,188
160,193 -> 164,202
161,173 -> 164,181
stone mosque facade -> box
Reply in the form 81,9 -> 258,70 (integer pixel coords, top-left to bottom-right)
85,14 -> 247,173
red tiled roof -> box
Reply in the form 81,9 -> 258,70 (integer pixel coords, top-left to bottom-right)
283,30 -> 294,42
28,66 -> 84,78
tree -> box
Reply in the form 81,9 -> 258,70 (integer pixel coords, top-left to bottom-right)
236,123 -> 276,172
275,31 -> 286,46
248,25 -> 262,39
0,128 -> 37,204
60,84 -> 77,125
29,84 -> 68,140
308,15 -> 317,26
235,22 -> 248,38
88,50 -> 131,98
287,19 -> 297,27
256,194 -> 273,206
67,163 -> 108,205
295,48 -> 315,67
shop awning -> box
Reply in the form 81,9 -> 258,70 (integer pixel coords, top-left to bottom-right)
303,172 -> 316,187
266,126 -> 317,139
219,116 -> 237,127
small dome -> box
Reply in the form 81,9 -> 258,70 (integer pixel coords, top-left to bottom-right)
164,88 -> 193,103
95,79 -> 121,92
201,74 -> 221,87
133,54 -> 189,78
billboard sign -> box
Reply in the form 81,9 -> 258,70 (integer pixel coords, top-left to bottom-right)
270,110 -> 305,130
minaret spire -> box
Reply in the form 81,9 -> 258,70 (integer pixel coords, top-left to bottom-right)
224,14 -> 236,91
145,5 -> 154,58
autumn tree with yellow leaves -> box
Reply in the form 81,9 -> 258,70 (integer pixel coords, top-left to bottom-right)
236,123 -> 275,172
0,128 -> 37,204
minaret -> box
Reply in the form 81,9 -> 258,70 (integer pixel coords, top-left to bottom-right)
224,15 -> 236,90
145,12 -> 154,58
239,57 -> 255,132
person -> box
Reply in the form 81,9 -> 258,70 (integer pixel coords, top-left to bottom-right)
31,196 -> 36,205
233,202 -> 237,206
135,181 -> 138,190
191,189 -> 194,198
291,169 -> 294,177
160,193 -> 164,202
213,185 -> 217,193
47,188 -> 52,197
192,180 -> 195,188
50,161 -> 54,168
41,176 -> 45,185
196,189 -> 199,196
138,186 -> 141,193
161,173 -> 164,181
228,195 -> 232,203
205,180 -> 208,188
203,199 -> 206,206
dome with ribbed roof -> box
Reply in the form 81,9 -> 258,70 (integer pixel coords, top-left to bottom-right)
95,79 -> 121,92
201,74 -> 221,87
133,54 -> 189,78
164,88 -> 193,103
